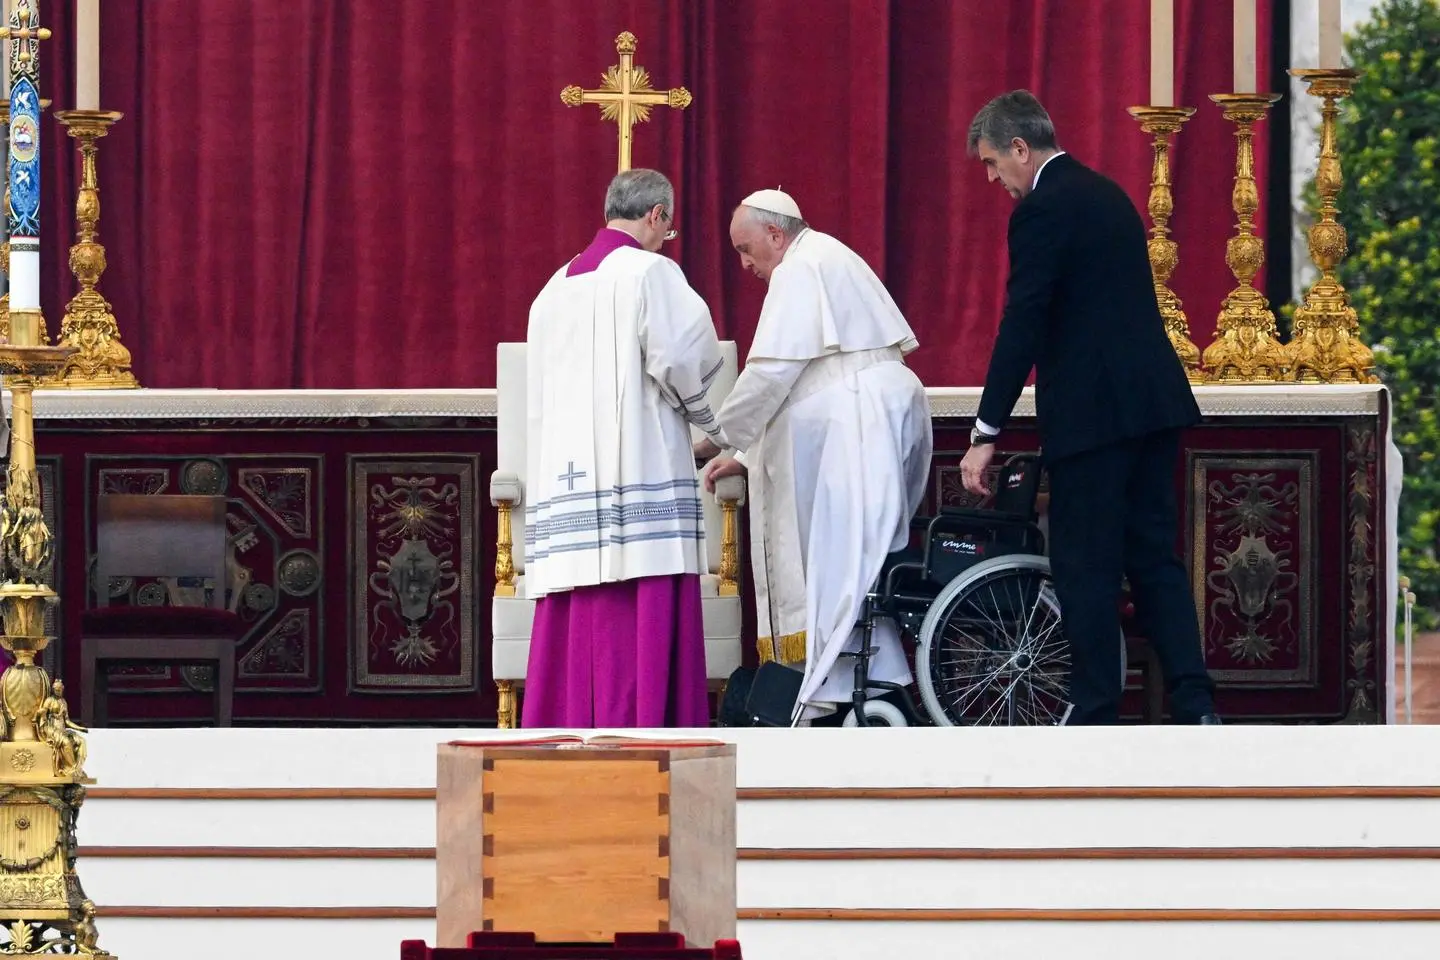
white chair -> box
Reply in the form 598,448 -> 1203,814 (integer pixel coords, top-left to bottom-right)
489,342 -> 746,728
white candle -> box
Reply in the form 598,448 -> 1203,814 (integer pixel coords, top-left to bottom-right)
1319,0 -> 1343,68
75,0 -> 99,110
1150,0 -> 1174,106
1233,0 -> 1257,93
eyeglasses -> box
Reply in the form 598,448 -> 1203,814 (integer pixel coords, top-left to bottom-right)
660,209 -> 678,242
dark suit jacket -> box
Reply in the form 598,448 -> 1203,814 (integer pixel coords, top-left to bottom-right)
976,154 -> 1201,462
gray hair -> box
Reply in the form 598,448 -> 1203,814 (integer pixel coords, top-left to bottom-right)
967,90 -> 1059,155
738,205 -> 808,239
604,168 -> 674,221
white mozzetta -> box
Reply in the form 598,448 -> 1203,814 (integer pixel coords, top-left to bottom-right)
10,383 -> 1387,421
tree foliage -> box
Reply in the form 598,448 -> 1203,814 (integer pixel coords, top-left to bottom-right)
1333,0 -> 1440,620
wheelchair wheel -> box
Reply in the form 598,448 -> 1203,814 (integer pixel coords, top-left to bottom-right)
915,554 -> 1071,726
841,699 -> 910,727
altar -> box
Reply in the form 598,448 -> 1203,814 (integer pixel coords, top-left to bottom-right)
20,383 -> 1399,726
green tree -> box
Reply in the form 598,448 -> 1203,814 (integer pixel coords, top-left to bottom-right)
1333,0 -> 1440,621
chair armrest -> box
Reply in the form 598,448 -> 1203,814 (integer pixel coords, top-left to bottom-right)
490,470 -> 522,507
713,474 -> 746,506
489,471 -> 522,596
713,477 -> 746,597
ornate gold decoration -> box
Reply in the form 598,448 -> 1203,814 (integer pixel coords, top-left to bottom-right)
493,499 -> 516,598
561,32 -> 692,173
0,6 -> 112,946
353,460 -> 477,690
1189,454 -> 1317,686
1203,94 -> 1287,383
1127,106 -> 1202,382
718,499 -> 739,597
1343,422 -> 1379,723
1284,69 -> 1377,384
495,680 -> 516,730
44,109 -> 136,389
0,341 -> 109,954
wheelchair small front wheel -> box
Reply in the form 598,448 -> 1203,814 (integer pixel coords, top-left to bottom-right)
841,699 -> 910,727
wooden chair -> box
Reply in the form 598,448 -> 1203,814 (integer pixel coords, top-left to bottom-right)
79,494 -> 242,727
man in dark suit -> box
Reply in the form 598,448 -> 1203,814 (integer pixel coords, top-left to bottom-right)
960,90 -> 1219,726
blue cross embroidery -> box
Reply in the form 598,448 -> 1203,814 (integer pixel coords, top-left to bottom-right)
558,461 -> 587,491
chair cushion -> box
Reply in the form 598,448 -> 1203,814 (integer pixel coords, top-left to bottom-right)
82,606 -> 244,638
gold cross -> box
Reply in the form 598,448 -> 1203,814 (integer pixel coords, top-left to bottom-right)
2,0 -> 52,80
561,32 -> 691,173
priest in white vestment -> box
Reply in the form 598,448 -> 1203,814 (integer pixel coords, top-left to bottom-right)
523,169 -> 723,728
699,190 -> 933,723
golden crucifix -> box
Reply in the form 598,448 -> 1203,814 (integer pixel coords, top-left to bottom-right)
561,31 -> 692,173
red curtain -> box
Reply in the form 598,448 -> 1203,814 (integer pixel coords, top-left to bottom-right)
49,0 -> 1272,389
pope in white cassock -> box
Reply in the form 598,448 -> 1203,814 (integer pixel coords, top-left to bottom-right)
699,190 -> 933,723
522,169 -> 723,728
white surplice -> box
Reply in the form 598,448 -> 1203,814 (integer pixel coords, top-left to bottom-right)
525,247 -> 724,599
716,228 -> 933,720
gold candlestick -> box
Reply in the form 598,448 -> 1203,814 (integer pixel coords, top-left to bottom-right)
1284,69 -> 1376,383
1203,93 -> 1287,383
1127,105 -> 1202,383
46,109 -> 137,389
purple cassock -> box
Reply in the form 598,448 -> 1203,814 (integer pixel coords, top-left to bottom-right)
520,228 -> 710,729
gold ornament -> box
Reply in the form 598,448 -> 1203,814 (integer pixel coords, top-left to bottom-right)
46,110 -> 138,389
1284,69 -> 1377,384
1128,105 -> 1202,382
1203,94 -> 1287,383
561,32 -> 691,173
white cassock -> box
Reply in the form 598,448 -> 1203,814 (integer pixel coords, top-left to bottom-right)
525,246 -> 724,598
716,228 -> 933,721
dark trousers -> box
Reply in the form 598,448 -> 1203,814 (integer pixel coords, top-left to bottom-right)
1045,429 -> 1215,724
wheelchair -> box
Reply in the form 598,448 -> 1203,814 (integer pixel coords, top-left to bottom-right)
840,453 -> 1074,727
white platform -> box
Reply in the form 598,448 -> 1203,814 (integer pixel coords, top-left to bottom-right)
73,725 -> 1440,959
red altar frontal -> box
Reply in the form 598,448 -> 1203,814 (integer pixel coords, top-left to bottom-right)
17,384 -> 1397,726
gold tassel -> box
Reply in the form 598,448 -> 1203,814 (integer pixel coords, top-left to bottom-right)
757,631 -> 807,666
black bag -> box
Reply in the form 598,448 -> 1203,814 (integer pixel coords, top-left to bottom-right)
716,662 -> 805,727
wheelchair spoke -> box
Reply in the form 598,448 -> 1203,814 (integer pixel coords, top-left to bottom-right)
923,564 -> 1071,726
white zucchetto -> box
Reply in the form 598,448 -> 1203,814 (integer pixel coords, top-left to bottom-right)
740,188 -> 803,220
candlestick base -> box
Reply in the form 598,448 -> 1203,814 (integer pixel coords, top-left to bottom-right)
45,110 -> 138,390
1202,93 -> 1287,384
1127,105 -> 1203,383
1283,69 -> 1376,384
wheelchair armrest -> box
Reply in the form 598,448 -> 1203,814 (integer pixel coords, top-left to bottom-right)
884,559 -> 927,596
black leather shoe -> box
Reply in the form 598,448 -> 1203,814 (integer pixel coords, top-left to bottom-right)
1199,714 -> 1223,725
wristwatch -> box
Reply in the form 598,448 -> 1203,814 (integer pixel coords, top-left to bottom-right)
970,426 -> 997,446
